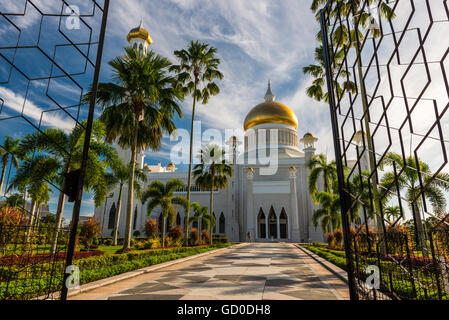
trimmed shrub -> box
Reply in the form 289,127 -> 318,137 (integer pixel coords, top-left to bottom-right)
145,218 -> 159,239
168,225 -> 183,242
201,229 -> 210,244
133,230 -> 141,237
213,236 -> 229,244
189,228 -> 200,246
333,229 -> 343,247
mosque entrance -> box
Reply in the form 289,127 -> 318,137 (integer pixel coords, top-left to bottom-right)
268,207 -> 277,239
257,209 -> 266,239
280,208 -> 288,239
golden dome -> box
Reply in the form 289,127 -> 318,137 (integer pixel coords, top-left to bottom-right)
244,101 -> 298,131
303,132 -> 314,138
127,24 -> 152,45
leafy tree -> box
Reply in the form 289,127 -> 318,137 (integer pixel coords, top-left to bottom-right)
307,153 -> 337,201
105,160 -> 147,245
384,206 -> 401,223
0,136 -> 21,195
4,193 -> 26,209
0,206 -> 24,255
18,120 -> 117,253
79,218 -> 101,251
170,41 -> 223,243
88,47 -> 183,252
144,218 -> 159,239
142,179 -> 186,248
193,144 -> 232,244
312,191 -> 341,233
379,152 -> 449,252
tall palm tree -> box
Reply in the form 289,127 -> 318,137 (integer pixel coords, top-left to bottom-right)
88,47 -> 183,252
170,41 -> 223,243
312,191 -> 341,234
384,206 -> 402,224
142,179 -> 186,248
307,153 -> 337,202
192,144 -> 232,244
105,160 -> 147,245
86,47 -> 183,252
309,0 -> 395,240
379,152 -> 449,251
19,120 -> 117,254
0,136 -> 21,195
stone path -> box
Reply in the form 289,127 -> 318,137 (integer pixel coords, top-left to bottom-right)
70,243 -> 349,300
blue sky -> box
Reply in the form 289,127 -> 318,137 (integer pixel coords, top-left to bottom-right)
3,1 -> 447,222
0,0 -> 332,219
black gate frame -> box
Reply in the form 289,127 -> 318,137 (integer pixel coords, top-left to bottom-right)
321,0 -> 449,300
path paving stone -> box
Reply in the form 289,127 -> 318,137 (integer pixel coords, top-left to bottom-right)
70,243 -> 349,300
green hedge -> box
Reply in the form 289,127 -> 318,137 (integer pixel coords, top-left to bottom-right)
0,243 -> 234,300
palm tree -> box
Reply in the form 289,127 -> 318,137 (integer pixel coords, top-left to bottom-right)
170,41 -> 223,243
307,153 -> 337,202
142,179 -> 186,248
379,152 -> 449,252
309,0 -> 395,240
105,160 -> 147,245
312,191 -> 341,234
8,156 -> 57,237
303,46 -> 355,102
18,120 -> 117,254
0,136 -> 21,195
88,47 -> 183,252
192,144 -> 233,244
190,202 -> 215,244
4,193 -> 26,209
384,206 -> 402,224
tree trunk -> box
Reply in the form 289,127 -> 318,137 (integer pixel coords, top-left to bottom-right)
50,192 -> 66,255
122,126 -> 138,251
412,201 -> 428,256
0,156 -> 8,195
351,4 -> 385,253
162,215 -> 166,248
209,185 -> 214,246
185,81 -> 198,245
26,202 -> 37,243
113,184 -> 123,246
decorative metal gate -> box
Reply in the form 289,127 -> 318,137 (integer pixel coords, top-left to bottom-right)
0,0 -> 109,300
321,0 -> 449,300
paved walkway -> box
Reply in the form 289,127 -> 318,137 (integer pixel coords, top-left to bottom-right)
70,243 -> 349,300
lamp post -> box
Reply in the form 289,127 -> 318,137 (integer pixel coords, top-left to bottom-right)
101,192 -> 114,236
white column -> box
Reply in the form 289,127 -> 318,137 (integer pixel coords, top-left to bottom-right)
246,168 -> 255,241
289,166 -> 301,241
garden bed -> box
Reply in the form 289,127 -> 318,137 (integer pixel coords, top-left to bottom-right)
0,243 -> 234,300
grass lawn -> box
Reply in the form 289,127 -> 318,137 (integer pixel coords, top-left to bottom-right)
97,245 -> 122,255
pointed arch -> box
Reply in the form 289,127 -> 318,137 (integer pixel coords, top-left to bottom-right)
139,43 -> 143,54
133,43 -> 137,49
133,205 -> 138,230
176,212 -> 181,226
108,203 -> 116,229
280,207 -> 288,239
219,212 -> 225,234
268,206 -> 277,239
258,208 -> 266,239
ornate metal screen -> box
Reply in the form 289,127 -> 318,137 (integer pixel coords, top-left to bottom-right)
0,0 -> 109,300
321,0 -> 449,300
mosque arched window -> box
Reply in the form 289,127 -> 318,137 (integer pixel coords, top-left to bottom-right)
133,205 -> 138,230
268,206 -> 277,239
219,212 -> 225,234
258,208 -> 266,239
280,208 -> 288,239
176,212 -> 181,226
133,43 -> 137,49
108,202 -> 116,229
139,43 -> 143,54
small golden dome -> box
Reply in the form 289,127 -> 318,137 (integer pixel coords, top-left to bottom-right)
168,163 -> 175,167
127,24 -> 152,45
303,132 -> 314,138
244,101 -> 298,131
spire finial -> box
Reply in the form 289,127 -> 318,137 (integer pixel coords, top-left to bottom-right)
264,80 -> 275,102
139,18 -> 143,28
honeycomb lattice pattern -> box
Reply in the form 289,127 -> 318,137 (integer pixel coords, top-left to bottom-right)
321,0 -> 449,300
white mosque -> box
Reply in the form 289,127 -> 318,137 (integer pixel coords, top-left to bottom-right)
93,23 -> 325,243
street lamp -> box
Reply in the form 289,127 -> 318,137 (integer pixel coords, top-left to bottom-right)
101,192 -> 114,236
